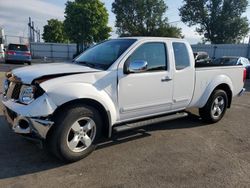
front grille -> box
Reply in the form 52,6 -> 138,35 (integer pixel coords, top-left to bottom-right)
11,83 -> 21,99
6,82 -> 22,100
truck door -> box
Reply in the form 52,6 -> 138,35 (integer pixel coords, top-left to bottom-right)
117,41 -> 174,121
171,42 -> 195,109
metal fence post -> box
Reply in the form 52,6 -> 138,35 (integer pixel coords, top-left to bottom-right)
50,43 -> 53,60
212,45 -> 217,59
247,44 -> 250,59
67,44 -> 70,60
30,42 -> 32,58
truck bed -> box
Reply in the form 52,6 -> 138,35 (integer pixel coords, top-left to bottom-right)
195,62 -> 241,68
189,66 -> 244,108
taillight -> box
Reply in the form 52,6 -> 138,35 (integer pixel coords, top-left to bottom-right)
243,68 -> 247,82
6,51 -> 15,55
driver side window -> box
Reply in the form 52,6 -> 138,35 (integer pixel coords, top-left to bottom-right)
127,42 -> 167,71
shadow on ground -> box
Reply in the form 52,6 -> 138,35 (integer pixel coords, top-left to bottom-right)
0,112 -> 206,179
0,116 -> 63,179
0,80 -> 248,180
245,79 -> 250,92
97,112 -> 206,149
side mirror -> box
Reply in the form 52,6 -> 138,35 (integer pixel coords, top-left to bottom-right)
124,60 -> 148,74
3,48 -> 5,52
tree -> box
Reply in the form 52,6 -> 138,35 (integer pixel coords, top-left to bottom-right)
43,19 -> 68,43
64,0 -> 111,54
179,0 -> 249,44
112,0 -> 182,38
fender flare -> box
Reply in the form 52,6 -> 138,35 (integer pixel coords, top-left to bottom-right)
198,74 -> 233,108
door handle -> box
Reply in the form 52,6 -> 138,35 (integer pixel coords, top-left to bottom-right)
161,76 -> 172,82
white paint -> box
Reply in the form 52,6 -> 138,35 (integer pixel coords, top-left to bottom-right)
2,37 -> 245,131
12,62 -> 101,84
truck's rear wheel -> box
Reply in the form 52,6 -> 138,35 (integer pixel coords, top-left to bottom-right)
199,90 -> 228,123
46,104 -> 103,162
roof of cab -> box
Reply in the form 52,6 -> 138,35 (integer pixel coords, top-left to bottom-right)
116,36 -> 187,42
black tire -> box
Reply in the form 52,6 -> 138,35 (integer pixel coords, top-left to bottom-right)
46,104 -> 103,163
27,62 -> 31,65
199,89 -> 228,123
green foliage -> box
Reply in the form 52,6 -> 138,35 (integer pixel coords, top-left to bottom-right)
179,0 -> 249,44
112,0 -> 182,38
42,19 -> 68,43
64,0 -> 111,52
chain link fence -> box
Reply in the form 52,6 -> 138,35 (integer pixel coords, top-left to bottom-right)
30,42 -> 84,61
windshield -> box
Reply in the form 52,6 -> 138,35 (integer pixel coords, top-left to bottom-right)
8,44 -> 28,51
75,39 -> 137,70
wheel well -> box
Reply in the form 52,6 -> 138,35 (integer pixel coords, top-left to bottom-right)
51,99 -> 110,138
214,84 -> 232,108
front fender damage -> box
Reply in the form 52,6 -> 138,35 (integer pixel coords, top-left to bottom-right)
2,93 -> 57,117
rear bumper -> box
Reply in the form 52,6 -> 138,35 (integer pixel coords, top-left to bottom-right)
5,55 -> 31,62
238,88 -> 246,96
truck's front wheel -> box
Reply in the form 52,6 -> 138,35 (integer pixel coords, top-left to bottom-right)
47,104 -> 103,162
199,90 -> 228,123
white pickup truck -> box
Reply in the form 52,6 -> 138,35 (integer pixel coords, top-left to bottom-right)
1,37 -> 246,162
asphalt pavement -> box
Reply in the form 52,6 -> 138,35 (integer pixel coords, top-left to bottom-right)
0,64 -> 250,188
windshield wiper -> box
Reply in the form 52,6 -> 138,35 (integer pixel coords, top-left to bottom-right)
75,61 -> 107,70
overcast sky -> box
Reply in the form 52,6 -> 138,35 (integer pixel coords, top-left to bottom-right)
0,0 -> 250,44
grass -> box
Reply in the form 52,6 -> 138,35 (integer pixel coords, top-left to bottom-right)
0,72 -> 5,79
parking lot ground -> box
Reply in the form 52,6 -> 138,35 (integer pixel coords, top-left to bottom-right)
0,64 -> 250,187
0,72 -> 4,79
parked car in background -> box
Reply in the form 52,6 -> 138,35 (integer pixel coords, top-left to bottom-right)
0,45 -> 4,63
212,56 -> 250,79
5,43 -> 31,65
193,51 -> 211,67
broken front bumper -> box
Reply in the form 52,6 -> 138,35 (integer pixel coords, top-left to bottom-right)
1,93 -> 56,139
2,106 -> 54,139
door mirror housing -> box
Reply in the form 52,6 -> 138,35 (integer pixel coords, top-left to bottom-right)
124,60 -> 148,74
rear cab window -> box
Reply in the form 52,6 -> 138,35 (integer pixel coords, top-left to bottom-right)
173,42 -> 190,70
8,44 -> 29,51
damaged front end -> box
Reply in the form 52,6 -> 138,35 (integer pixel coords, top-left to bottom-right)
2,107 -> 54,139
1,73 -> 57,139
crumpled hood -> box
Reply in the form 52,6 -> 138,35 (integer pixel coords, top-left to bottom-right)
12,62 -> 101,84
